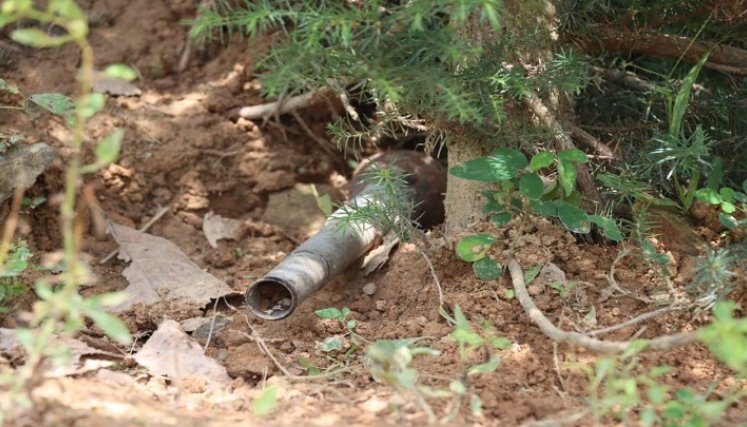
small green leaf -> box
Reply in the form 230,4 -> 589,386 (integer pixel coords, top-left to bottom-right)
319,336 -> 343,352
11,28 -> 71,48
530,200 -> 558,217
467,356 -> 501,375
297,357 -> 321,376
720,201 -> 736,214
557,159 -> 577,197
79,93 -> 106,118
252,386 -> 278,416
529,152 -> 554,171
490,336 -> 512,349
456,233 -> 495,262
719,187 -> 735,203
694,188 -> 721,204
86,310 -> 131,344
490,212 -> 512,225
734,192 -> 746,203
470,394 -> 483,418
449,379 -> 467,395
670,51 -> 710,136
719,213 -> 738,230
28,93 -> 75,115
557,201 -> 590,233
103,64 -> 138,81
519,173 -> 544,200
557,148 -> 588,163
589,215 -> 623,241
523,265 -> 542,284
0,79 -> 19,94
473,257 -> 502,280
314,307 -> 342,319
82,129 -> 123,174
450,148 -> 527,182
503,289 -> 515,299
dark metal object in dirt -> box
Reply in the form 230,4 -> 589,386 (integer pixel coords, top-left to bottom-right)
245,150 -> 446,320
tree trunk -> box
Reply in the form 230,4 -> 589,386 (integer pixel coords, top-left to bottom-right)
443,0 -> 562,238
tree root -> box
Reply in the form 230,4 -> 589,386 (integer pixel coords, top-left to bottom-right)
507,259 -> 698,353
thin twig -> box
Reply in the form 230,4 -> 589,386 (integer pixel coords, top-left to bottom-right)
604,249 -> 653,304
508,259 -> 698,353
417,247 -> 444,307
588,305 -> 689,336
289,109 -> 339,158
326,78 -> 359,121
203,297 -> 220,351
99,206 -> 170,264
238,90 -> 322,120
241,316 -> 348,381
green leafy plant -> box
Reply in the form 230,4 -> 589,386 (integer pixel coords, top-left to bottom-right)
436,305 -> 512,418
0,241 -> 32,312
0,1 -> 137,420
454,233 -> 502,280
451,147 -> 623,241
694,180 -> 747,230
575,341 -> 738,427
314,306 -> 363,355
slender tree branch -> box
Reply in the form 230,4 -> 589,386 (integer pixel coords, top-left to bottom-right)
578,27 -> 747,75
508,259 -> 698,353
238,90 -> 323,119
567,123 -> 615,159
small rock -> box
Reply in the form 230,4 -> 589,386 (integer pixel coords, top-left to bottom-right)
375,299 -> 387,312
362,282 -> 377,296
0,143 -> 54,204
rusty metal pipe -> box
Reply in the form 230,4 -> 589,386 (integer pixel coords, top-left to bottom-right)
245,151 -> 446,320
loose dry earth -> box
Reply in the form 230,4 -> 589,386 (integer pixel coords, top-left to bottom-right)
1,1 -> 745,426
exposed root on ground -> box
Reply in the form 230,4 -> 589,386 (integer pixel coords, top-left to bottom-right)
507,259 -> 698,353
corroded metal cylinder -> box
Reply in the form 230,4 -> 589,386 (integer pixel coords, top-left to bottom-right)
245,150 -> 445,320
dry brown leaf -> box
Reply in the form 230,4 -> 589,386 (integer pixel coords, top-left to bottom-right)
0,328 -> 121,376
202,211 -> 243,248
110,223 -> 234,312
92,78 -> 142,96
361,234 -> 399,276
133,319 -> 231,388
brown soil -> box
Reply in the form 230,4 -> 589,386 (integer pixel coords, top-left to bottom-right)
1,1 -> 745,426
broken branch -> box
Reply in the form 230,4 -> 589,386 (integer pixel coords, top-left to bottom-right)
238,90 -> 323,120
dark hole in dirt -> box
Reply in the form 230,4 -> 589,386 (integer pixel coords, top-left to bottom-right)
245,278 -> 294,320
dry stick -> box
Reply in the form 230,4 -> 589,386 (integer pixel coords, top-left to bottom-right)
325,79 -> 359,121
588,305 -> 689,336
606,249 -> 653,304
589,65 -> 657,92
507,259 -> 698,353
99,206 -> 170,264
289,109 -> 339,158
523,94 -> 602,208
203,297 -> 220,351
240,316 -> 349,381
417,247 -> 444,307
567,123 -> 615,159
0,186 -> 26,265
238,90 -> 321,120
177,0 -> 215,73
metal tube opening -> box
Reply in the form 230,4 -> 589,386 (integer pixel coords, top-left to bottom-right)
245,277 -> 297,320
